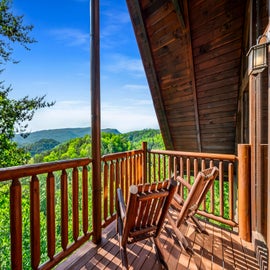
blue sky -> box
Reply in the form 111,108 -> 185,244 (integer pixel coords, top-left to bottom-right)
3,0 -> 158,133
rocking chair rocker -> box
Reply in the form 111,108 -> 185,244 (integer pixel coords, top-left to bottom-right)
167,166 -> 219,252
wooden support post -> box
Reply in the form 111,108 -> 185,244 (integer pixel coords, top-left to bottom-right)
238,144 -> 251,242
261,145 -> 268,240
266,24 -> 270,266
91,0 -> 101,244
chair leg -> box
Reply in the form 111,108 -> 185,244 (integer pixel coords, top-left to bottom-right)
153,237 -> 168,270
119,244 -> 129,270
167,213 -> 193,254
117,217 -> 129,269
191,216 -> 208,235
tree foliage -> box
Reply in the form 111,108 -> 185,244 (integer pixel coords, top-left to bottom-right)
101,132 -> 131,155
0,86 -> 55,167
123,129 -> 164,150
0,0 -> 36,65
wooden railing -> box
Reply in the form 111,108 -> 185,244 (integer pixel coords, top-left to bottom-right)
0,158 -> 92,270
0,143 -> 251,269
146,148 -> 238,228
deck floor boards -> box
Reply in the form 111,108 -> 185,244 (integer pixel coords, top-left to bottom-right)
56,220 -> 259,270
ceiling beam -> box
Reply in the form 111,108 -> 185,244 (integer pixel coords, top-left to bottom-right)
171,0 -> 186,29
183,0 -> 202,152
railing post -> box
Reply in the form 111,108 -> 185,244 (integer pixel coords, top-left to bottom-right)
142,142 -> 147,183
238,144 -> 251,242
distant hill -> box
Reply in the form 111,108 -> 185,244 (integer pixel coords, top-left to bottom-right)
31,128 -> 163,163
14,127 -> 120,146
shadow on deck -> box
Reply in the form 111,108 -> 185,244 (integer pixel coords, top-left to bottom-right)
56,220 -> 259,270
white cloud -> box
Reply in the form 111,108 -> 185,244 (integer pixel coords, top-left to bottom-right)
101,102 -> 158,133
27,99 -> 158,133
28,100 -> 91,131
101,7 -> 130,37
104,54 -> 144,74
49,28 -> 89,48
122,84 -> 149,91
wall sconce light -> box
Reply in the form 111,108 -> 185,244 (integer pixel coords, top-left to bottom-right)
247,34 -> 269,75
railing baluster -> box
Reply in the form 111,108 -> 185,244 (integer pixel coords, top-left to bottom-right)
201,159 -> 206,170
148,153 -> 151,183
128,155 -> 132,184
72,168 -> 79,241
82,165 -> 88,235
134,155 -> 138,184
120,158 -> 125,192
157,154 -> 160,181
194,158 -> 198,178
173,156 -> 177,179
115,159 -> 120,213
139,153 -> 143,183
168,155 -> 172,178
141,153 -> 144,183
228,163 -> 234,220
180,157 -> 183,177
109,162 -> 114,216
30,175 -> 40,269
10,178 -> 22,270
125,156 -> 129,201
153,154 -> 156,181
187,158 -> 190,183
163,155 -> 166,180
61,170 -> 68,250
219,161 -> 224,217
210,160 -> 215,214
103,161 -> 108,221
47,172 -> 55,260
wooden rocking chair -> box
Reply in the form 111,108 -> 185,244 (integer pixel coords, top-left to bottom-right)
116,179 -> 177,270
167,166 -> 219,252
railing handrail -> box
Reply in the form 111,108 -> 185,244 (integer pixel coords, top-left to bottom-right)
101,149 -> 143,161
149,149 -> 237,161
0,157 -> 91,181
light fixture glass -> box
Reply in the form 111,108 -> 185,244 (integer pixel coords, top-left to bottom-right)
247,35 -> 269,76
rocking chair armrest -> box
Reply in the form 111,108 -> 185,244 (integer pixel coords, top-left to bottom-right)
176,176 -> 192,190
117,188 -> 126,220
173,192 -> 184,206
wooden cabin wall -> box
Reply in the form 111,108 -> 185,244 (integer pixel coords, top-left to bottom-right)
126,0 -> 247,155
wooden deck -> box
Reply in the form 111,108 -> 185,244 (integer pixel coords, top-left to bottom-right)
56,219 -> 259,270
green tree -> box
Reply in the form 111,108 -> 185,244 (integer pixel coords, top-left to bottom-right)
0,0 -> 55,167
0,0 -> 35,65
101,133 -> 131,154
0,87 -> 55,167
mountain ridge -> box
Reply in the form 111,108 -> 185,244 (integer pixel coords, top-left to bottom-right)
14,127 -> 121,145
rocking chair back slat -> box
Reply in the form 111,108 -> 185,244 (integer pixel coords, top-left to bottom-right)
117,179 -> 177,269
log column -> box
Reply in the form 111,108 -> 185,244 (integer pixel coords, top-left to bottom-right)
238,144 -> 251,242
91,0 -> 101,244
